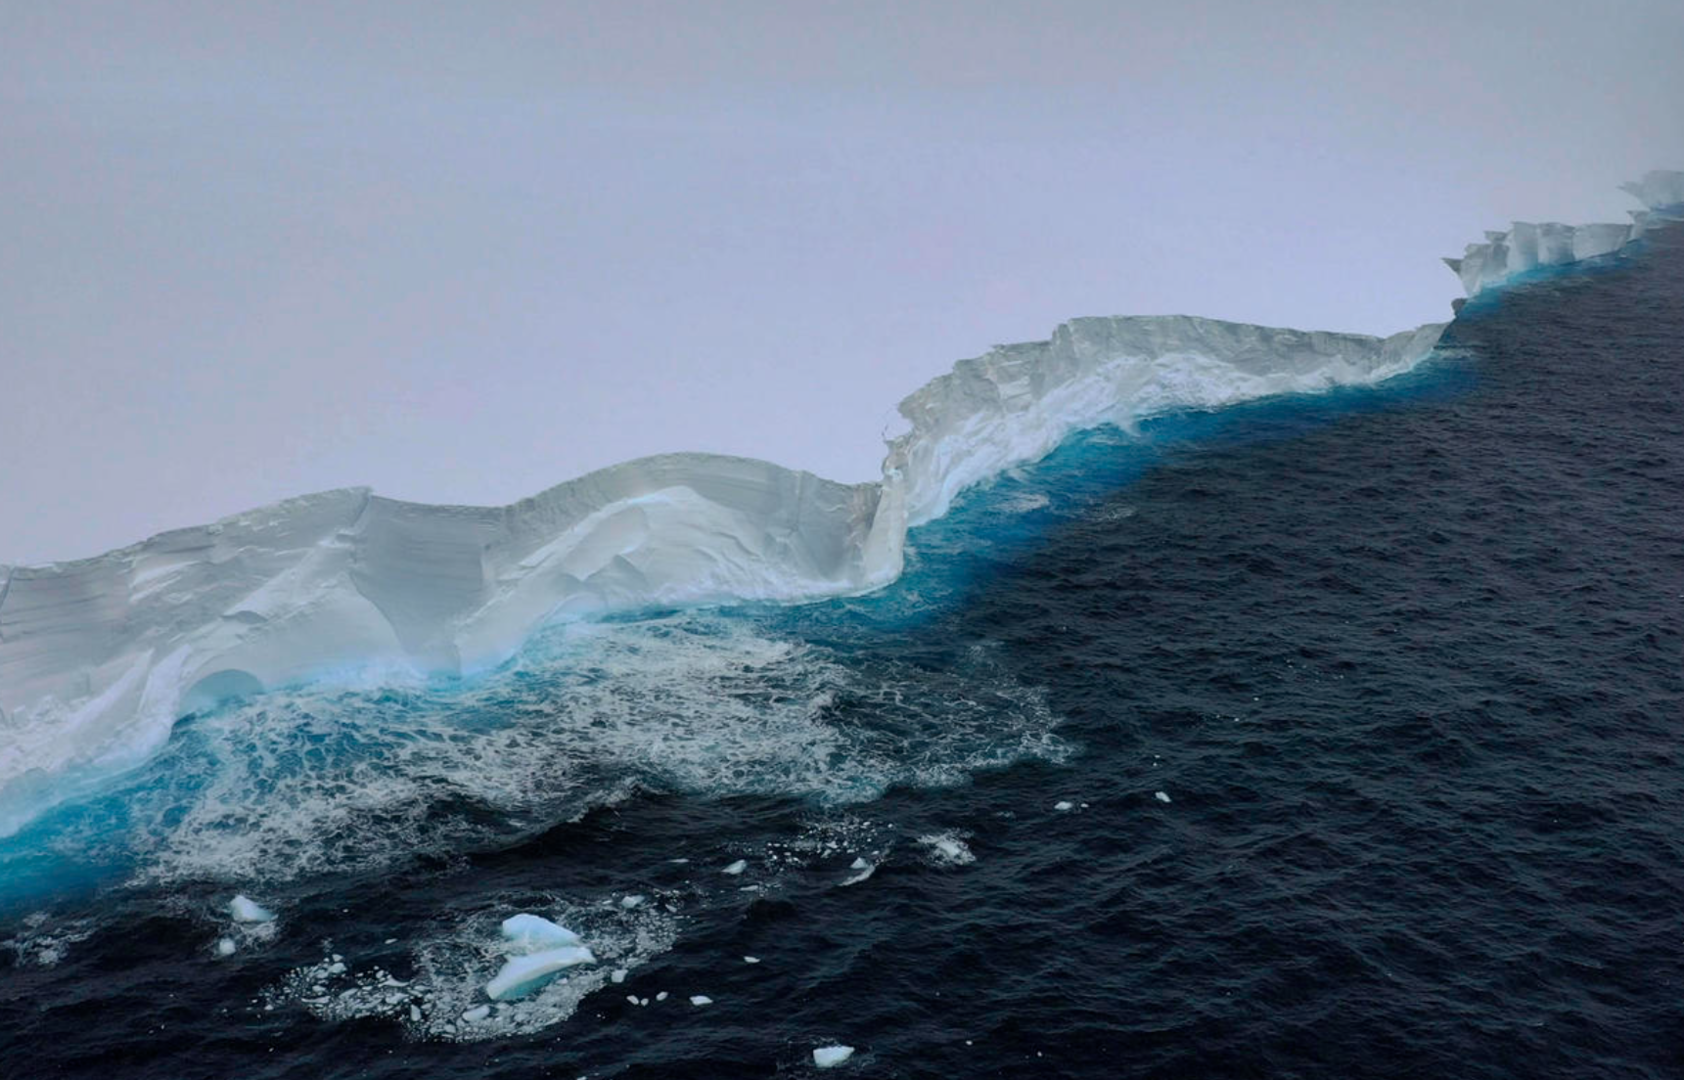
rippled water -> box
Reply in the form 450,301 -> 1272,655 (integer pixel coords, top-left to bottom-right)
2,225 -> 1680,1079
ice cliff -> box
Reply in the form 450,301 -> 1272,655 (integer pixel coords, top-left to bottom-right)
2,172 -> 1672,837
1443,169 -> 1683,301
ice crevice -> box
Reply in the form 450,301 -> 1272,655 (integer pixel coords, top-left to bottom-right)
0,172 -> 1674,838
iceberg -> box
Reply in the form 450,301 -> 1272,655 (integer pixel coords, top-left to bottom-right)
813,1045 -> 856,1068
484,945 -> 596,1001
229,894 -> 274,923
1443,170 -> 1684,302
500,914 -> 582,951
3,171 -> 1670,839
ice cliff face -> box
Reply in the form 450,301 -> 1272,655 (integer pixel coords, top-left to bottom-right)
1443,170 -> 1683,301
0,316 -> 1445,834
2,171 -> 1671,837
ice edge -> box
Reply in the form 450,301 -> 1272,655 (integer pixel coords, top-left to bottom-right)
0,171 -> 1674,837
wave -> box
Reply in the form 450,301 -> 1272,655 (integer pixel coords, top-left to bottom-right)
0,171 -> 1674,838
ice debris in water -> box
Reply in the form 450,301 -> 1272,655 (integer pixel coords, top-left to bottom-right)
840,859 -> 875,886
722,859 -> 747,875
917,832 -> 976,867
743,956 -> 760,964
610,968 -> 628,984
1054,800 -> 1073,811
229,895 -> 275,923
267,900 -> 676,1043
216,937 -> 237,957
1155,791 -> 1172,804
813,1045 -> 856,1068
690,995 -> 713,1006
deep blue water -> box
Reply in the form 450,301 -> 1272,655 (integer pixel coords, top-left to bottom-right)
2,225 -> 1680,1079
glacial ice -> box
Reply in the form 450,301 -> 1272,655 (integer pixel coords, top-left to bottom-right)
6,172 -> 1670,838
1443,170 -> 1683,301
229,895 -> 274,923
483,945 -> 596,1001
813,1045 -> 856,1068
500,914 -> 582,951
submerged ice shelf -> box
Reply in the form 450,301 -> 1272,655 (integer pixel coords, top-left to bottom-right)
0,172 -> 1672,840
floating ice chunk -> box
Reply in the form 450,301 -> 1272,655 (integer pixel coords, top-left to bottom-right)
462,1005 -> 490,1023
229,895 -> 274,923
625,994 -> 639,1005
813,1045 -> 856,1068
484,946 -> 596,1001
1053,800 -> 1073,811
689,995 -> 713,1006
849,857 -> 869,869
655,991 -> 668,1002
1154,791 -> 1171,803
722,859 -> 747,875
501,913 -> 583,952
743,956 -> 760,964
610,968 -> 628,984
620,894 -> 645,909
216,937 -> 237,957
840,861 -> 875,886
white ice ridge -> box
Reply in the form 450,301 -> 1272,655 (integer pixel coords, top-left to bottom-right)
67,167 -> 1684,837
1443,170 -> 1683,301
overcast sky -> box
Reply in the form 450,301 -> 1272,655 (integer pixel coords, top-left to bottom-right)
4,1 -> 1682,563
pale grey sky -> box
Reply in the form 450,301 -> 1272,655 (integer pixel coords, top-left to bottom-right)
4,1 -> 1682,563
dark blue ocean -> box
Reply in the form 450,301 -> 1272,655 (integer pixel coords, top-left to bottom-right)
2,224 -> 1680,1079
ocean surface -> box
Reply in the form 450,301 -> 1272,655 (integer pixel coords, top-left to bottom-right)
2,224 -> 1680,1079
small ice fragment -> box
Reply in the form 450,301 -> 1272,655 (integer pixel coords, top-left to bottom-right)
639,997 -> 649,1006
409,1005 -> 422,1022
743,956 -> 760,964
229,895 -> 274,923
689,995 -> 713,1006
620,894 -> 644,909
610,968 -> 628,984
1155,791 -> 1171,803
849,857 -> 869,869
216,938 -> 236,957
327,962 -> 346,975
722,859 -> 747,875
1054,801 -> 1073,811
501,913 -> 583,952
813,1045 -> 856,1068
625,994 -> 639,1005
384,938 -> 397,944
485,946 -> 597,1001
655,991 -> 668,1002
462,1005 -> 490,1023
668,858 -> 689,864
